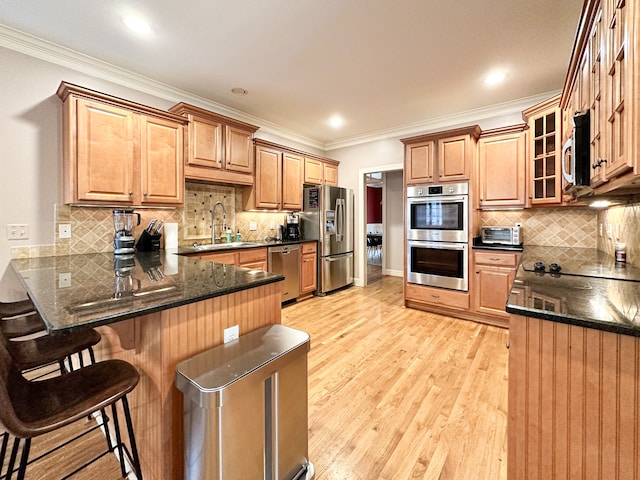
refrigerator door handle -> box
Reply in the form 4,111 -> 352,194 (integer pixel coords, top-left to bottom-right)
336,199 -> 344,242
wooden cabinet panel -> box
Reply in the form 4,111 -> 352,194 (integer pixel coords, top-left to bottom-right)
405,141 -> 435,184
304,157 -> 324,185
254,145 -> 282,209
225,125 -> 253,173
508,316 -> 640,479
402,125 -> 480,185
405,283 -> 469,310
59,83 -> 187,206
478,127 -> 527,208
472,250 -> 520,325
169,103 -> 258,185
197,251 -> 237,264
139,116 -> 184,205
75,99 -> 135,203
439,135 -> 469,181
300,242 -> 317,295
237,247 -> 268,265
282,153 -> 304,210
323,163 -> 339,186
189,114 -> 222,169
198,248 -> 268,270
523,95 -> 562,205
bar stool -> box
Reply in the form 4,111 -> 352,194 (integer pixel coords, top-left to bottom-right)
1,313 -> 45,340
0,299 -> 35,319
0,340 -> 143,480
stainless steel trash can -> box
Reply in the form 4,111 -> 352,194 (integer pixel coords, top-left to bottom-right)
175,324 -> 314,480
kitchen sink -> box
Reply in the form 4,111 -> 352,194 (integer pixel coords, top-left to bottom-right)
188,242 -> 262,252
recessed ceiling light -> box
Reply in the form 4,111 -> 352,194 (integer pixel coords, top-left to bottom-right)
231,87 -> 248,96
329,115 -> 344,128
485,71 -> 506,86
123,16 -> 152,35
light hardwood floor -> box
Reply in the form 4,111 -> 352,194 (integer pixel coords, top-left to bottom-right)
3,275 -> 508,479
283,276 -> 509,480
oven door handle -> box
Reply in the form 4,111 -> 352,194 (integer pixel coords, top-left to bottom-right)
408,196 -> 467,203
408,240 -> 467,250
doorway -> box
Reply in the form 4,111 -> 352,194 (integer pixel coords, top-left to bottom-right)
358,164 -> 403,286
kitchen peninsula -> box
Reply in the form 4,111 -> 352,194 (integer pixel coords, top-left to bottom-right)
506,246 -> 640,479
11,251 -> 284,480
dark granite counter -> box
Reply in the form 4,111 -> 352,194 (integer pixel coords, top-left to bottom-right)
506,245 -> 640,336
177,238 -> 316,255
11,251 -> 283,333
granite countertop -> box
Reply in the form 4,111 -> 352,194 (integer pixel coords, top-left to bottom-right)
506,245 -> 640,336
11,251 -> 283,333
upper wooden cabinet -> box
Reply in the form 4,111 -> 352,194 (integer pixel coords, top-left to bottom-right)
168,103 -> 259,185
244,140 -> 308,211
522,95 -> 563,205
477,125 -> 527,209
57,82 -> 186,206
561,0 -> 639,195
401,125 -> 481,185
304,157 -> 339,186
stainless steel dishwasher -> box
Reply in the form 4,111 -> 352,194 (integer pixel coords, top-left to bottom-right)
268,244 -> 300,303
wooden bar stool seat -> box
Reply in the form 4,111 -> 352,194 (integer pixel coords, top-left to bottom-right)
2,328 -> 101,372
0,341 -> 143,479
0,300 -> 35,319
1,313 -> 45,340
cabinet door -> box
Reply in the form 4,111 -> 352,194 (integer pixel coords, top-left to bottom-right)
439,135 -> 470,181
300,253 -> 317,294
188,115 -> 222,169
197,251 -> 237,264
528,105 -> 562,205
478,131 -> 526,208
255,146 -> 282,209
600,0 -> 631,180
474,266 -> 515,319
75,99 -> 135,203
225,125 -> 253,173
304,157 -> 324,185
589,7 -> 606,187
282,152 -> 304,210
139,116 -> 184,205
405,141 -> 434,184
323,163 -> 339,186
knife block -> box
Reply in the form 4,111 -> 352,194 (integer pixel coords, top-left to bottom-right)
136,230 -> 162,252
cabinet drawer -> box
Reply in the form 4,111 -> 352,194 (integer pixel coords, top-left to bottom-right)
237,247 -> 267,264
198,252 -> 236,264
405,283 -> 469,310
474,251 -> 519,267
301,242 -> 317,254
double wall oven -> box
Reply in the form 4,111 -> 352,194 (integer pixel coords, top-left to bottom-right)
406,182 -> 469,291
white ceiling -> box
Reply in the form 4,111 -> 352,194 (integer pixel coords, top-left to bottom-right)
0,0 -> 584,149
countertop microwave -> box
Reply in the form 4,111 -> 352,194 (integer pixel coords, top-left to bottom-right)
480,226 -> 521,246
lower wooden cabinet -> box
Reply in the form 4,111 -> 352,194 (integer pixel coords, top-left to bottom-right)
472,250 -> 520,327
300,242 -> 317,295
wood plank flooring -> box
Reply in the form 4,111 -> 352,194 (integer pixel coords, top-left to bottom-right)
282,276 -> 509,480
3,275 -> 508,479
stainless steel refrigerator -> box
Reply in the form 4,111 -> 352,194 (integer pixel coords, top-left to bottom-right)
300,185 -> 354,295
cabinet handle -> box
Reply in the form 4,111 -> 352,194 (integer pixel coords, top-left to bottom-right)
128,191 -> 133,196
505,341 -> 510,349
490,257 -> 500,261
143,192 -> 148,197
431,294 -> 440,299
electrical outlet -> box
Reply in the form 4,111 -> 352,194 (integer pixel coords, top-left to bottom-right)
7,224 -> 28,240
58,272 -> 71,288
269,221 -> 275,230
58,223 -> 71,239
249,221 -> 257,231
224,325 -> 239,343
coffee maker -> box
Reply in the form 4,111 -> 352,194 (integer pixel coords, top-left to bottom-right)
113,209 -> 141,255
284,214 -> 300,240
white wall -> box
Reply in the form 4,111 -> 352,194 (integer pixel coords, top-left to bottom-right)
384,170 -> 403,276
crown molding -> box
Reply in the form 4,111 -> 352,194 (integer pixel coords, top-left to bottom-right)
0,23 -> 558,154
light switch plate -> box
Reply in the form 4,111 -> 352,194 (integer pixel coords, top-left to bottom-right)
249,221 -> 257,231
7,224 -> 28,240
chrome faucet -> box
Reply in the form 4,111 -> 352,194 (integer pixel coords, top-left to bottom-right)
211,201 -> 227,244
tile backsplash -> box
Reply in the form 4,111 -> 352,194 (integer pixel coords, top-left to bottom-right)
10,182 -> 293,259
479,207 -> 597,248
597,202 -> 640,267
